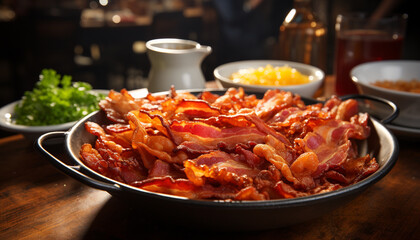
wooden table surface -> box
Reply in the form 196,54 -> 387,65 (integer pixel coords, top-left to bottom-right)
1,78 -> 420,240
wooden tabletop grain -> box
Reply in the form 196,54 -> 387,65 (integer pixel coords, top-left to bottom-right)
1,78 -> 419,240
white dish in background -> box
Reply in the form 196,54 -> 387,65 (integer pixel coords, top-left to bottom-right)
351,60 -> 420,129
213,60 -> 325,98
0,89 -> 109,140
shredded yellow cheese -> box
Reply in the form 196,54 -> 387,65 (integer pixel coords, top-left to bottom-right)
231,64 -> 310,86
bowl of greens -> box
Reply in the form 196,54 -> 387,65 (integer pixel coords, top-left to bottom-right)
0,69 -> 107,140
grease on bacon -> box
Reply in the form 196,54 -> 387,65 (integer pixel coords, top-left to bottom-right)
80,87 -> 378,200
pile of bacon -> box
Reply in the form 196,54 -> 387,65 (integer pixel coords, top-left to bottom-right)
80,87 -> 379,201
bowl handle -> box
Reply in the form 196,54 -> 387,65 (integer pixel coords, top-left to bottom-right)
340,94 -> 399,124
36,131 -> 121,193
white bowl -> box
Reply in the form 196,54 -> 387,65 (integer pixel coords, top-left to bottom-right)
0,100 -> 76,140
0,90 -> 109,140
351,60 -> 420,129
213,60 -> 325,98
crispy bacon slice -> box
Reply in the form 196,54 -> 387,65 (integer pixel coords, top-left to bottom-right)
104,124 -> 133,146
198,91 -> 220,103
80,123 -> 147,184
290,152 -> 319,190
324,155 -> 379,185
148,160 -> 186,179
128,110 -> 173,140
127,111 -> 185,165
297,117 -> 371,178
99,89 -> 140,123
175,99 -> 220,119
184,151 -> 259,187
211,87 -> 258,113
234,145 -> 266,169
170,120 -> 266,149
198,114 -> 251,128
336,99 -> 359,121
274,180 -> 343,198
245,113 -> 290,145
234,186 -> 267,200
132,177 -> 202,198
254,89 -> 297,121
253,143 -> 298,184
132,176 -> 239,200
85,121 -> 131,151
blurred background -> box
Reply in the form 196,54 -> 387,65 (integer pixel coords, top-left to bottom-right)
0,0 -> 418,129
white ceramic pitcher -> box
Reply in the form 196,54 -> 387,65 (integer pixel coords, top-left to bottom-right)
146,38 -> 212,92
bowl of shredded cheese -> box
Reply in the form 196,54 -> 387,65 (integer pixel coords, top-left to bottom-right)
214,60 -> 324,98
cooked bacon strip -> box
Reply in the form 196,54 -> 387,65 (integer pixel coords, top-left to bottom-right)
198,91 -> 220,103
297,118 -> 372,178
274,180 -> 343,198
132,176 -> 238,200
175,99 -> 220,119
85,121 -> 106,137
245,113 -> 290,145
171,121 -> 224,138
104,124 -> 133,146
257,90 -> 306,119
290,152 -> 318,190
129,110 -> 173,140
127,112 -> 185,165
274,181 -> 308,199
148,159 -> 186,179
234,186 -> 267,200
290,152 -> 319,177
184,151 -> 258,187
85,121 -> 131,150
82,122 -> 147,183
254,89 -> 296,121
270,105 -> 328,128
169,87 -> 199,101
174,141 -> 213,158
80,140 -> 146,184
99,89 -> 140,123
234,145 -> 265,169
264,135 -> 294,164
300,131 -> 350,178
336,99 -> 359,121
132,176 -> 201,198
271,107 -> 302,123
211,88 -> 258,113
323,95 -> 343,112
171,120 -> 263,138
170,120 -> 266,149
325,155 -> 379,185
80,144 -> 108,176
106,124 -> 131,133
253,144 -> 298,184
199,114 -> 251,128
253,165 -> 282,198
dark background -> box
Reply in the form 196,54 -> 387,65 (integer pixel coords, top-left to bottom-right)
0,0 -> 419,137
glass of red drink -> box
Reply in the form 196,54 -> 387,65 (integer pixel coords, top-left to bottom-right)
334,13 -> 407,96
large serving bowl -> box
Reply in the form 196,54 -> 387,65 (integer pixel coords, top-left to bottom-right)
351,60 -> 420,129
36,90 -> 398,231
214,60 -> 324,98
